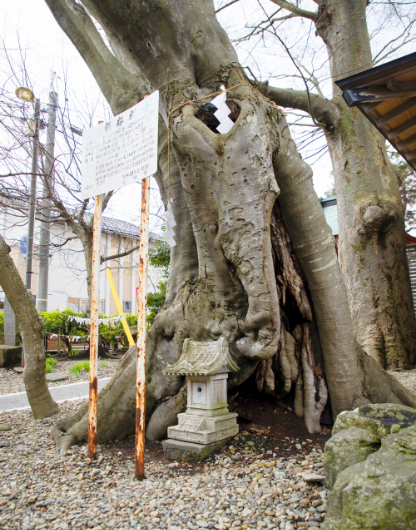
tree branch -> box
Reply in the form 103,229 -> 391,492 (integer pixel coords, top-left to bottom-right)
101,242 -> 140,264
0,172 -> 44,179
268,0 -> 317,21
255,83 -> 339,129
50,236 -> 79,248
43,0 -> 148,115
215,0 -> 240,13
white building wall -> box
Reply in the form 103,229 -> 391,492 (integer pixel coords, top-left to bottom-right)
0,218 -> 162,315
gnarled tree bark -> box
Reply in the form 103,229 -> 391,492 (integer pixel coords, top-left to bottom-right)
42,0 -> 416,453
257,0 -> 416,370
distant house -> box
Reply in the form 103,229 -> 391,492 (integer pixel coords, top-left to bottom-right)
0,211 -> 164,315
320,196 -> 416,310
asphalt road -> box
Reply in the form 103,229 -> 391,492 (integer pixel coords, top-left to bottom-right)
0,378 -> 110,412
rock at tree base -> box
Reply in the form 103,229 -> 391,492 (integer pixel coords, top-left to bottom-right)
323,403 -> 416,530
300,472 -> 325,483
45,373 -> 69,382
162,439 -> 227,461
13,366 -> 24,373
0,425 -> 11,432
0,345 -> 22,367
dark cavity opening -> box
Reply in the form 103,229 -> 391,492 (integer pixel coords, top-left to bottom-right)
195,100 -> 240,134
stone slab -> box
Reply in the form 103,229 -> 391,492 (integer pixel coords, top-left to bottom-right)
162,439 -> 228,461
0,345 -> 22,368
168,423 -> 239,445
45,373 -> 69,382
4,296 -> 17,346
13,366 -> 24,373
186,406 -> 229,417
177,411 -> 238,431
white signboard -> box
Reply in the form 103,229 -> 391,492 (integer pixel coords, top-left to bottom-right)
81,90 -> 159,199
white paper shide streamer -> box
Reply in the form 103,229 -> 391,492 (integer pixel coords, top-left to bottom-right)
164,201 -> 177,248
210,87 -> 234,134
67,314 -> 126,326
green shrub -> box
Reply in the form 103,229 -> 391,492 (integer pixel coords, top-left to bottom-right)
45,358 -> 57,373
40,309 -> 137,351
69,361 -> 90,378
41,308 -> 89,335
147,280 -> 167,326
147,241 -> 170,326
100,361 -> 109,368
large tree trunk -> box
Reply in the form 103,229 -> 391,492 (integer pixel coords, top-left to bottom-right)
44,0 -> 416,453
316,0 -> 416,370
0,236 -> 58,419
257,0 -> 416,370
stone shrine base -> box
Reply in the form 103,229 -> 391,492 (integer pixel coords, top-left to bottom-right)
168,411 -> 238,445
162,439 -> 228,462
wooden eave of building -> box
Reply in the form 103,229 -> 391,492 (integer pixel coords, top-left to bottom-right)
335,52 -> 416,171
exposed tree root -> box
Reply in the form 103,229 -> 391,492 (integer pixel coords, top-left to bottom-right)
49,81 -> 416,454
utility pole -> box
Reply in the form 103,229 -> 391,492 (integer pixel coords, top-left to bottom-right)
37,90 -> 57,313
25,98 -> 40,294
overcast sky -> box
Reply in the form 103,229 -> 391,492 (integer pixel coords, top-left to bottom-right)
3,0 -> 414,227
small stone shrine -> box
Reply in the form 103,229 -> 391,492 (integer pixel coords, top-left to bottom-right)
162,337 -> 239,461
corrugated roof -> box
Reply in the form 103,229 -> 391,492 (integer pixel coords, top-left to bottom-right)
320,196 -> 339,236
101,216 -> 142,238
85,214 -> 160,241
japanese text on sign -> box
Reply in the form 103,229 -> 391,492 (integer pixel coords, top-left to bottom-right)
81,91 -> 159,199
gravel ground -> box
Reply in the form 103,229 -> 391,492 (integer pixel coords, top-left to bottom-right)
0,399 -> 326,530
388,368 -> 416,395
0,359 -> 120,396
2,364 -> 414,530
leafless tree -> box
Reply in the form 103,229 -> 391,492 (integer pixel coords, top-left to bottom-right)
0,39 -> 164,316
31,0 -> 416,452
221,0 -> 416,369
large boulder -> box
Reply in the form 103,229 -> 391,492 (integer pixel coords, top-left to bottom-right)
323,403 -> 416,530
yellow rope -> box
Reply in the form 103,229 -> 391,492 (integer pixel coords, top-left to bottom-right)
166,82 -> 282,203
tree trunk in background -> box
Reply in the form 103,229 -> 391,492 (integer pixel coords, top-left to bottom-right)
42,0 -> 416,453
316,0 -> 416,370
259,0 -> 416,370
79,231 -> 93,318
0,236 -> 58,419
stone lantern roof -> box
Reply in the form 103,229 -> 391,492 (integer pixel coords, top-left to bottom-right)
164,337 -> 239,376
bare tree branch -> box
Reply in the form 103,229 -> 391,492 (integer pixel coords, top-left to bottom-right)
50,236 -> 79,248
43,0 -> 148,115
215,0 -> 240,14
268,0 -> 317,21
101,242 -> 141,264
255,83 -> 339,129
373,19 -> 416,65
0,172 -> 44,179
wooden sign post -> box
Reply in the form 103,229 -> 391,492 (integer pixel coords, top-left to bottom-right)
81,91 -> 159,465
88,193 -> 104,458
135,176 -> 150,480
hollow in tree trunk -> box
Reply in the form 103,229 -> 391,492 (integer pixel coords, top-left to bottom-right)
43,0 -> 416,453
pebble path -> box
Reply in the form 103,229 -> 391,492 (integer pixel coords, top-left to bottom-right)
0,401 -> 326,530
